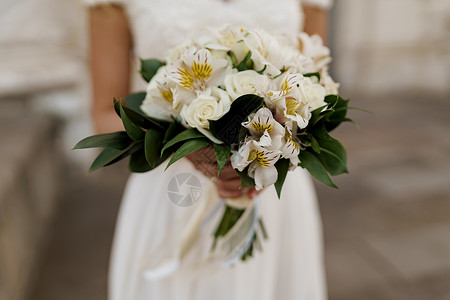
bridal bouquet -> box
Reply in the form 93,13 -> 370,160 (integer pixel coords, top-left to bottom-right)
75,25 -> 351,262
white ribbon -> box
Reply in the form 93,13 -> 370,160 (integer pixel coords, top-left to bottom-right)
141,184 -> 260,281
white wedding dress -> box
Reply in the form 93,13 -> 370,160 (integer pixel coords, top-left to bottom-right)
86,0 -> 332,299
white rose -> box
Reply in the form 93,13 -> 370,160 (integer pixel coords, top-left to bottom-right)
299,77 -> 326,110
180,87 -> 231,129
225,70 -> 270,100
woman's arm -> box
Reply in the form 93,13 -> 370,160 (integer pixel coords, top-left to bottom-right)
302,4 -> 329,42
89,5 -> 132,134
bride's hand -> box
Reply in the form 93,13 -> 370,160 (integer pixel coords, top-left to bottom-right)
186,146 -> 261,199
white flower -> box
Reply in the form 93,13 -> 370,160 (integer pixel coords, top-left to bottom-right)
224,70 -> 270,101
242,107 -> 284,149
180,87 -> 231,129
205,25 -> 250,63
171,48 -> 228,92
298,33 -> 331,70
231,139 -> 281,190
266,73 -> 326,129
266,73 -> 310,128
298,76 -> 327,111
140,66 -> 178,121
166,40 -> 198,65
280,126 -> 300,168
170,48 -> 230,109
320,67 -> 340,95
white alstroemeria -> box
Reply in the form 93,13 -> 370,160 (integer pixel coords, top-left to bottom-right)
166,40 -> 199,64
243,29 -> 308,77
266,73 -> 310,128
170,48 -> 230,108
180,87 -> 231,130
231,139 -> 282,190
298,33 -> 331,70
171,48 -> 228,90
280,126 -> 301,168
242,29 -> 286,78
140,66 -> 179,121
242,107 -> 284,149
266,73 -> 327,129
224,70 -> 270,101
205,25 -> 250,62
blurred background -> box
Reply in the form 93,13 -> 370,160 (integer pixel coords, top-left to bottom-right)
0,0 -> 449,299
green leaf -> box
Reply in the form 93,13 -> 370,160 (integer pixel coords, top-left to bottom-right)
304,72 -> 321,80
73,131 -> 132,150
227,51 -> 238,68
161,128 -> 205,155
209,94 -> 264,145
165,138 -> 210,170
213,143 -> 231,175
324,95 -> 350,131
145,129 -> 164,167
88,144 -> 135,173
274,158 -> 290,198
237,51 -> 253,71
113,98 -> 121,117
163,122 -> 181,143
310,135 -> 321,153
104,142 -> 142,167
122,105 -> 165,130
139,58 -> 164,82
119,105 -> 145,141
129,149 -> 153,173
123,92 -> 146,114
236,169 -> 256,188
298,150 -> 337,188
317,139 -> 348,175
312,122 -> 337,141
154,148 -> 172,168
308,104 -> 329,128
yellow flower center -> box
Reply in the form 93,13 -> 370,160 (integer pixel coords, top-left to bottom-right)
285,98 -> 299,115
159,88 -> 173,103
176,68 -> 194,89
191,62 -> 213,81
251,122 -> 273,133
249,150 -> 271,167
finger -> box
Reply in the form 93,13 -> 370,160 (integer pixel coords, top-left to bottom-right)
216,177 -> 242,190
247,188 -> 263,199
217,186 -> 245,199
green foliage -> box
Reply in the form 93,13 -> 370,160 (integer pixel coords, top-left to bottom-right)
129,149 -> 153,173
139,58 -> 164,82
303,72 -> 321,81
145,129 -> 164,167
73,132 -> 132,150
165,138 -> 210,170
161,128 -> 205,155
213,143 -> 231,175
298,151 -> 337,188
236,169 -> 256,188
119,105 -> 146,141
274,158 -> 290,198
323,95 -> 350,131
237,51 -> 253,71
123,92 -> 146,114
209,94 -> 264,145
295,94 -> 354,188
88,143 -> 138,173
